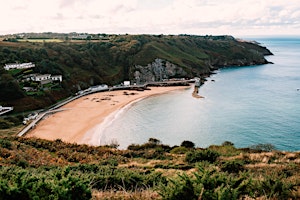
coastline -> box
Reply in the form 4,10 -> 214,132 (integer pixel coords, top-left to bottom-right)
80,97 -> 146,146
26,85 -> 191,144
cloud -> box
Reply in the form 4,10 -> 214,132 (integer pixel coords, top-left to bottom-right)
0,0 -> 299,35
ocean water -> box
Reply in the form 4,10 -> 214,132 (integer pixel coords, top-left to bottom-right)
99,37 -> 300,151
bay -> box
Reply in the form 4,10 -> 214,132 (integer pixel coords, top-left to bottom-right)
100,37 -> 300,151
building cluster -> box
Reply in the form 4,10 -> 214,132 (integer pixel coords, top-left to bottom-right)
3,62 -> 63,92
4,62 -> 35,70
23,74 -> 62,84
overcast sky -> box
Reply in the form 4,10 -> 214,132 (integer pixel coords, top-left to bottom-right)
1,0 -> 300,36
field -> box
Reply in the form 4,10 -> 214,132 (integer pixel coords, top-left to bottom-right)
17,39 -> 64,43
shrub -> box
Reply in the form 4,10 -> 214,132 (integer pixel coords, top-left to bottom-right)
158,173 -> 198,200
256,175 -> 298,199
220,160 -> 244,173
148,138 -> 161,145
185,149 -> 220,164
0,167 -> 92,200
17,160 -> 29,168
222,141 -> 234,146
248,143 -> 276,152
158,167 -> 252,200
180,140 -> 195,148
170,146 -> 189,154
0,119 -> 14,129
208,144 -> 240,157
0,138 -> 12,149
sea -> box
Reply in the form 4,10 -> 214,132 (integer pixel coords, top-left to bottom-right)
99,37 -> 300,151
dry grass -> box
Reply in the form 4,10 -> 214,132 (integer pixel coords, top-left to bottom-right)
0,125 -> 24,137
92,189 -> 160,200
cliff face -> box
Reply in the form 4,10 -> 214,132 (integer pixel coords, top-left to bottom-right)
129,36 -> 272,82
132,58 -> 187,83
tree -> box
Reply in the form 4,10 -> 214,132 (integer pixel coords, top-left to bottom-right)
180,140 -> 195,148
222,141 -> 234,146
148,138 -> 161,145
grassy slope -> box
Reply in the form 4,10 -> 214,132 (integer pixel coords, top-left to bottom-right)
0,136 -> 299,199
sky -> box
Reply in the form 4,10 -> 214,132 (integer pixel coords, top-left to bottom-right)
1,0 -> 300,36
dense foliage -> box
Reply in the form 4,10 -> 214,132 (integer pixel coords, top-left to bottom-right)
0,34 -> 272,112
0,136 -> 299,199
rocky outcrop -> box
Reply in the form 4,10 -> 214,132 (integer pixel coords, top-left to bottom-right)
132,58 -> 187,83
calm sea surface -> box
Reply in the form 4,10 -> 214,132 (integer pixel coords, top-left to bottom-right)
99,37 -> 300,151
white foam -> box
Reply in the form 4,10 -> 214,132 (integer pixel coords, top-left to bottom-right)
80,97 -> 146,146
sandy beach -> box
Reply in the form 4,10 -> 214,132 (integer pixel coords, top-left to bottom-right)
26,86 -> 191,144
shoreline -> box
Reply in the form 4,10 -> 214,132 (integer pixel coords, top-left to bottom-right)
26,85 -> 191,144
80,96 -> 146,146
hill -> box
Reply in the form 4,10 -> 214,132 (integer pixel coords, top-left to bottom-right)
0,34 -> 272,113
0,136 -> 299,199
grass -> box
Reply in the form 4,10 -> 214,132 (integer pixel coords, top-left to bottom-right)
0,125 -> 24,136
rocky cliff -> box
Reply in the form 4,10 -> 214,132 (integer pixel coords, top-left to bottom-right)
132,58 -> 187,83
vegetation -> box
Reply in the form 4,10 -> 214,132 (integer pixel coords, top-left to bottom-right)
0,33 -> 272,112
0,137 -> 299,199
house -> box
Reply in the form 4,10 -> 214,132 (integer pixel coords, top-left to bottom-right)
31,74 -> 51,82
4,62 -> 35,70
51,75 -> 63,82
30,74 -> 63,85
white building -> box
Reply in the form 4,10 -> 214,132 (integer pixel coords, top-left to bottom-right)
30,74 -> 62,83
90,84 -> 108,92
4,62 -> 35,70
51,75 -> 63,82
31,74 -> 51,82
124,81 -> 130,86
0,106 -> 14,115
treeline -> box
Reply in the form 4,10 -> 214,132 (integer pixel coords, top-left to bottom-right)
0,137 -> 299,199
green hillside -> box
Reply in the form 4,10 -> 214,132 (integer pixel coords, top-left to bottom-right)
0,34 -> 272,112
0,136 -> 299,199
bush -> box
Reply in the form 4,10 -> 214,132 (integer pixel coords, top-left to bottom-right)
220,160 -> 244,173
158,173 -> 198,200
158,167 -> 252,200
256,175 -> 298,199
0,167 -> 92,200
222,141 -> 234,146
185,149 -> 220,164
248,143 -> 276,152
0,138 -> 12,149
170,146 -> 189,154
180,140 -> 195,148
0,119 -> 14,129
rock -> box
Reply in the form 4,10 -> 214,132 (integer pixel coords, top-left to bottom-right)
132,58 -> 187,83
